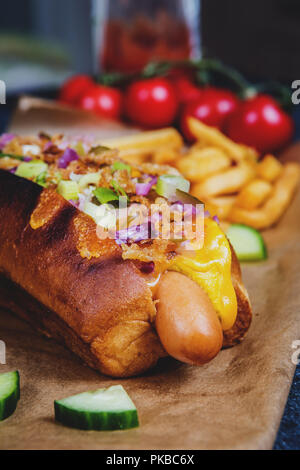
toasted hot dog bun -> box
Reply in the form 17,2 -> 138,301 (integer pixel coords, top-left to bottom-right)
0,171 -> 166,377
0,170 -> 252,377
222,245 -> 252,347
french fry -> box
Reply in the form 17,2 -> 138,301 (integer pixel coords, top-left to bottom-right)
235,179 -> 273,210
257,154 -> 283,182
118,148 -> 152,164
187,117 -> 247,161
153,147 -> 179,165
240,145 -> 259,162
228,163 -> 300,229
189,141 -> 209,152
95,121 -> 299,231
191,162 -> 255,199
189,146 -> 230,161
176,148 -> 231,182
205,196 -> 237,220
100,128 -> 183,152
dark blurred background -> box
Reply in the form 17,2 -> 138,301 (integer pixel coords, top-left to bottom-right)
0,0 -> 299,96
202,0 -> 300,84
0,0 -> 93,94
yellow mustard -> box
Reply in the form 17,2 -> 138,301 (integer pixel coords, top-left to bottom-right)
169,218 -> 237,331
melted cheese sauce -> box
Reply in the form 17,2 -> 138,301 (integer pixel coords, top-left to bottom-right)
169,219 -> 237,331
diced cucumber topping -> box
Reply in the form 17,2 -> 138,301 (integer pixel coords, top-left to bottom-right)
226,224 -> 267,261
74,141 -> 85,157
78,173 -> 101,191
84,202 -> 116,228
94,187 -> 119,204
0,371 -> 20,421
156,175 -> 190,199
16,161 -> 48,180
54,385 -> 139,431
57,180 -> 79,201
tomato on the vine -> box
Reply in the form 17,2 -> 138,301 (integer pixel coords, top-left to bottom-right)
172,77 -> 203,105
124,78 -> 178,128
180,87 -> 240,140
78,85 -> 123,120
59,75 -> 94,105
226,94 -> 294,153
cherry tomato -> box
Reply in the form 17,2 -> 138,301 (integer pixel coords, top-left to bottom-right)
78,85 -> 123,120
59,75 -> 94,105
226,94 -> 294,153
124,78 -> 178,128
180,87 -> 240,141
172,77 -> 202,105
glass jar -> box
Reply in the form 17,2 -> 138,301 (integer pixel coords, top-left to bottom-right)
92,0 -> 201,74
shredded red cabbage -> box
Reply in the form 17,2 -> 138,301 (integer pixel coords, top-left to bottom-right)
69,200 -> 79,208
170,202 -> 184,213
184,205 -> 198,217
171,201 -> 199,216
213,215 -> 220,224
115,221 -> 155,245
0,134 -> 15,150
58,148 -> 79,169
135,176 -> 157,196
43,141 -> 53,152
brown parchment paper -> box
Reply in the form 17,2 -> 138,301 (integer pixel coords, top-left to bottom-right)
0,98 -> 300,450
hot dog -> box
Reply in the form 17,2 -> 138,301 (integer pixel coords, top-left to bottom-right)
0,133 -> 252,377
155,272 -> 223,365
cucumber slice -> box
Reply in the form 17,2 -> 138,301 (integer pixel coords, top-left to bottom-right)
226,224 -> 267,261
54,385 -> 139,431
0,371 -> 20,421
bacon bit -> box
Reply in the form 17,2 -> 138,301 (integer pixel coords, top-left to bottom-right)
73,212 -> 120,259
39,132 -> 51,141
114,169 -> 136,193
98,166 -> 113,188
82,147 -> 119,166
59,160 -> 89,179
130,195 -> 151,208
135,162 -> 180,177
43,144 -> 62,155
121,239 -> 176,274
0,157 -> 22,170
